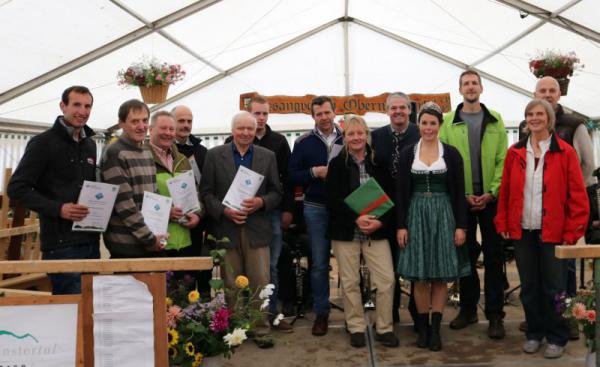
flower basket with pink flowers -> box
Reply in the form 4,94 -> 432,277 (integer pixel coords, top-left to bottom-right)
117,57 -> 185,103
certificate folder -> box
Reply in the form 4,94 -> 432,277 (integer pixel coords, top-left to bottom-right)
343,177 -> 394,218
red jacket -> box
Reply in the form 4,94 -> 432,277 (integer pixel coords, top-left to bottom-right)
494,134 -> 589,244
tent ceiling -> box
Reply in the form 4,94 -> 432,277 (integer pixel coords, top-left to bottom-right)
0,0 -> 598,132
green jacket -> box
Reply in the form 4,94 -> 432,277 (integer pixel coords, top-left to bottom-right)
147,143 -> 194,251
439,103 -> 507,197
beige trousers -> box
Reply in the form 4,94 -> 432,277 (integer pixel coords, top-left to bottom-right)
332,238 -> 395,333
221,227 -> 270,322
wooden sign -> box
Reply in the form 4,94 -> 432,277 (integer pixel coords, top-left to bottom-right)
239,92 -> 452,115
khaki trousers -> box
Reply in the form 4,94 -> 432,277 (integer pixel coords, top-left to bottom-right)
222,227 -> 270,322
332,238 -> 395,333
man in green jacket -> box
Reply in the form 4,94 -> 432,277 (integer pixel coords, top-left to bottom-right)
146,111 -> 201,252
439,70 -> 508,340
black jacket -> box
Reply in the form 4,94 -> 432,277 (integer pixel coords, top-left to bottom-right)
395,142 -> 468,230
325,146 -> 394,241
226,124 -> 294,212
175,134 -> 208,174
7,117 -> 99,251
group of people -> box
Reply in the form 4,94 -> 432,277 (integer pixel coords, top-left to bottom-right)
7,70 -> 593,359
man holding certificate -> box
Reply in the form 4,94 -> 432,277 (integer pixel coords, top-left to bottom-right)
146,111 -> 201,253
8,86 -> 99,294
201,111 -> 281,333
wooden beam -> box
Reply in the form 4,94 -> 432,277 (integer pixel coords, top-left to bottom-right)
0,223 -> 39,239
0,288 -> 52,297
0,257 -> 213,274
555,245 -> 600,259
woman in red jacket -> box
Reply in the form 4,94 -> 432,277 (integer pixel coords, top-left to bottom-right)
495,99 -> 589,359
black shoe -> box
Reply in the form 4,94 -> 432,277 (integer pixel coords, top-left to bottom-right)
312,314 -> 329,336
350,332 -> 366,348
375,332 -> 399,348
449,311 -> 478,330
429,312 -> 442,352
488,316 -> 506,340
519,320 -> 528,332
416,313 -> 430,348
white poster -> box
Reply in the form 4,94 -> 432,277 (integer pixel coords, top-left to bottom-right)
0,303 -> 78,367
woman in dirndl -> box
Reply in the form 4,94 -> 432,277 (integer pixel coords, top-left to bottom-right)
396,102 -> 470,351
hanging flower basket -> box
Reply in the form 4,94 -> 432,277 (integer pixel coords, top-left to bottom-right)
139,84 -> 170,104
117,57 -> 185,104
529,50 -> 583,96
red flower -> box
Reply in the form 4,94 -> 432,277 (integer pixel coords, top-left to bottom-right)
587,310 -> 596,323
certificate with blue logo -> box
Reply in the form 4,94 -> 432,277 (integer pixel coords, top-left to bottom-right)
72,180 -> 119,232
166,170 -> 201,215
222,166 -> 264,211
141,191 -> 172,237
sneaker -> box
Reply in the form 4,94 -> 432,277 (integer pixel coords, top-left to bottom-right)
270,319 -> 293,333
488,316 -> 505,340
568,319 -> 580,340
350,332 -> 366,348
543,344 -> 564,359
312,314 -> 329,336
519,320 -> 528,332
522,339 -> 541,354
374,332 -> 399,348
449,311 -> 478,330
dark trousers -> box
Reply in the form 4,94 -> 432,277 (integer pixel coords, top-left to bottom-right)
514,230 -> 568,346
42,243 -> 100,295
459,202 -> 505,319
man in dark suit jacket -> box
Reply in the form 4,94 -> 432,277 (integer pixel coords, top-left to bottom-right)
370,92 -> 420,325
201,111 -> 282,329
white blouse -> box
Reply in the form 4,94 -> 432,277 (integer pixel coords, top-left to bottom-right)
411,139 -> 447,171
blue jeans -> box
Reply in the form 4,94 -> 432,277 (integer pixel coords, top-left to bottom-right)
303,204 -> 331,316
269,209 -> 283,317
514,230 -> 568,346
42,243 -> 100,295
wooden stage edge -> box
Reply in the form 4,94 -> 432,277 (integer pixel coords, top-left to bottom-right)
555,244 -> 600,259
0,256 -> 212,274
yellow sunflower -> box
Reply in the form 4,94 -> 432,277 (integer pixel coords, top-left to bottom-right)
166,297 -> 173,306
194,352 -> 203,363
167,328 -> 179,347
168,346 -> 178,359
185,342 -> 195,356
235,275 -> 249,289
188,290 -> 200,303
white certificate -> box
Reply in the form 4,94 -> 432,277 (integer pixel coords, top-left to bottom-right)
166,170 -> 201,214
141,191 -> 172,236
72,180 -> 119,232
222,166 -> 264,211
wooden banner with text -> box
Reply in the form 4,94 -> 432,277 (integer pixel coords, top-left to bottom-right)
239,92 -> 451,115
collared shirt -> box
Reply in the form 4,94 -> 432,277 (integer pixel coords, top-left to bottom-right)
522,135 -> 551,230
58,116 -> 86,142
232,143 -> 253,170
149,141 -> 174,172
176,136 -> 194,146
351,153 -> 370,242
315,127 -> 338,149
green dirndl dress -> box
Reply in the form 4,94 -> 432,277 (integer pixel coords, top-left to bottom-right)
396,169 -> 470,282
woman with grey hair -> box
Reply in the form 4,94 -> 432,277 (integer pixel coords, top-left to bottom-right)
495,98 -> 589,359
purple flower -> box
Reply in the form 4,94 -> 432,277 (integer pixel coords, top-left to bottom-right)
183,274 -> 194,286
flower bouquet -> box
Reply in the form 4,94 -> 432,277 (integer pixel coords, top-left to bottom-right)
166,250 -> 280,367
557,289 -> 596,351
529,50 -> 584,95
117,57 -> 185,103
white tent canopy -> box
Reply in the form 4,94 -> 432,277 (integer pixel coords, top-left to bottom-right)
1,0 -> 599,133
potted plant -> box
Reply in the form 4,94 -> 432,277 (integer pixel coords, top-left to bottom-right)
117,57 -> 186,104
557,288 -> 596,366
529,50 -> 584,95
166,249 -> 281,367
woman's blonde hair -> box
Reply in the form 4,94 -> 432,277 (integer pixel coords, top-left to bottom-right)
523,98 -> 556,133
342,114 -> 374,163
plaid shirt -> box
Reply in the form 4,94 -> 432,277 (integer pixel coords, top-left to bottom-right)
352,154 -> 370,242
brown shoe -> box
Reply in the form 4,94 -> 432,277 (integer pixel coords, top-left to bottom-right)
270,319 -> 294,333
312,314 -> 329,336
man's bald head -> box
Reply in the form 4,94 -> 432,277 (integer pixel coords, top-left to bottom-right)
172,105 -> 194,142
534,76 -> 561,110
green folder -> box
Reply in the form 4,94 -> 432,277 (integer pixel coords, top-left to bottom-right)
344,177 -> 394,218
